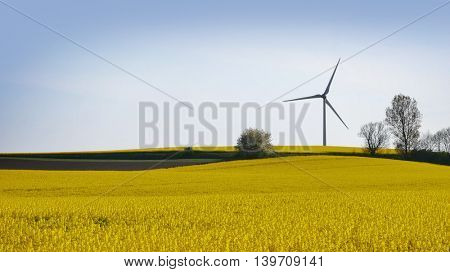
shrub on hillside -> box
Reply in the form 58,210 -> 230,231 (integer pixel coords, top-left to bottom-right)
235,128 -> 274,157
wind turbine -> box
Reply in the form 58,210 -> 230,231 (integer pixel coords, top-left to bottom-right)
283,59 -> 348,146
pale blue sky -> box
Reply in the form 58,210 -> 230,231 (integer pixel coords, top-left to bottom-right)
1,0 -> 449,152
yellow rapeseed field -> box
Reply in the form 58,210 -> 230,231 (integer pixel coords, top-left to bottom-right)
138,145 -> 397,154
0,156 -> 448,251
4,145 -> 392,154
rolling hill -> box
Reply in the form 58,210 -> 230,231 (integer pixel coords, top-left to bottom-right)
0,155 -> 448,251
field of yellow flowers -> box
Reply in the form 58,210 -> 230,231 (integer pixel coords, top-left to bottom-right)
0,155 -> 448,251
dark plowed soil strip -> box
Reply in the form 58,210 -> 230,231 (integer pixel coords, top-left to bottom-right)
0,158 -> 220,171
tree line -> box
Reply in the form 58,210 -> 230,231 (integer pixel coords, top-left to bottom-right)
358,94 -> 450,161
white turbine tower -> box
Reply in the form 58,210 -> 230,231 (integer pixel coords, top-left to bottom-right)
283,59 -> 348,146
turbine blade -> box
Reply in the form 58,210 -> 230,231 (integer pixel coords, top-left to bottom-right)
323,58 -> 340,96
325,99 -> 349,129
283,94 -> 322,102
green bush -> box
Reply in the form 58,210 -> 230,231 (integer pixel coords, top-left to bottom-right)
235,128 -> 274,157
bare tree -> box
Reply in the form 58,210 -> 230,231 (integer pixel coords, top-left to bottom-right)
385,94 -> 422,157
418,131 -> 435,151
358,122 -> 389,155
440,127 -> 450,153
432,130 -> 444,152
